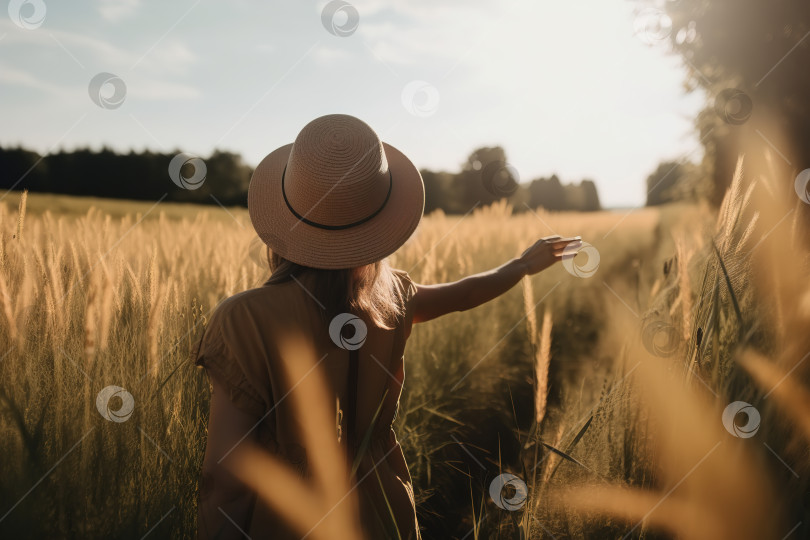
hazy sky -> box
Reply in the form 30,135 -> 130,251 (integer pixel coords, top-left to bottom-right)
0,0 -> 705,207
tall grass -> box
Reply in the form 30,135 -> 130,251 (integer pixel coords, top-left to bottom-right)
545,153 -> 810,539
3,187 -> 759,538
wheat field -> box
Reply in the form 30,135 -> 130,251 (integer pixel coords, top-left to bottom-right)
1,168 -> 808,539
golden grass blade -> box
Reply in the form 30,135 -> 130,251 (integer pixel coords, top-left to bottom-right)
675,237 -> 693,342
535,307 -> 552,426
14,189 -> 27,241
561,484 -> 725,540
556,329 -> 784,540
225,334 -> 364,540
0,270 -> 17,343
227,440 -> 329,533
522,275 -> 537,349
539,420 -> 565,490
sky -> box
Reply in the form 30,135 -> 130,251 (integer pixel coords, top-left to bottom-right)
0,0 -> 705,208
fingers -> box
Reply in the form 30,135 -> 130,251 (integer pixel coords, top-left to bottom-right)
525,235 -> 583,260
550,238 -> 582,251
552,238 -> 583,258
548,236 -> 581,246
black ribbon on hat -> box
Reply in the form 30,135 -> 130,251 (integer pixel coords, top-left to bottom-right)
281,164 -> 393,230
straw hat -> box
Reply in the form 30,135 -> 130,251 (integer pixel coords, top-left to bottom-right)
248,114 -> 425,269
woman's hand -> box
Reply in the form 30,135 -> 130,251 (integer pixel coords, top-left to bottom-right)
518,235 -> 582,276
410,235 -> 584,323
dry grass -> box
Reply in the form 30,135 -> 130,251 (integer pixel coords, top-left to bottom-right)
543,153 -> 810,539
2,179 -> 805,539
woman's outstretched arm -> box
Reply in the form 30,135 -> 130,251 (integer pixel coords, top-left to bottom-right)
410,235 -> 581,324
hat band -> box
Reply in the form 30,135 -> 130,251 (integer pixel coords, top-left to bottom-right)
281,164 -> 393,230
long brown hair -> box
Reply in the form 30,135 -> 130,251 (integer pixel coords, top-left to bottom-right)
262,249 -> 405,330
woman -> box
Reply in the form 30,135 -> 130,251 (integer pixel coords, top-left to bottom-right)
195,114 -> 581,539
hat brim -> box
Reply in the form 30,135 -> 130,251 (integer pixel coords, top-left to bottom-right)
248,142 -> 425,270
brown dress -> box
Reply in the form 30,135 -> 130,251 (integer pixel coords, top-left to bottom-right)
195,268 -> 420,539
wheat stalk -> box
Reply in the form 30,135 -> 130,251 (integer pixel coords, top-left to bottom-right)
14,189 -> 27,241
675,238 -> 693,343
522,275 -> 538,349
535,307 -> 553,426
0,270 -> 17,344
147,280 -> 167,376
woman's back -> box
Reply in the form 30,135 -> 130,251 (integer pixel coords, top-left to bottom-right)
196,267 -> 420,538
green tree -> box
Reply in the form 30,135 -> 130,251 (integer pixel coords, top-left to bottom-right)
650,0 -> 810,203
645,161 -> 686,206
527,175 -> 566,211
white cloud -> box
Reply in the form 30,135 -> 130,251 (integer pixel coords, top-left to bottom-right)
99,0 -> 142,22
0,20 -> 129,66
313,44 -> 352,63
0,63 -> 65,94
356,4 -> 498,68
136,40 -> 198,74
0,63 -> 201,102
127,79 -> 202,100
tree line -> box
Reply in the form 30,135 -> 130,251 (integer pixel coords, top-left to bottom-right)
0,145 -> 602,212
